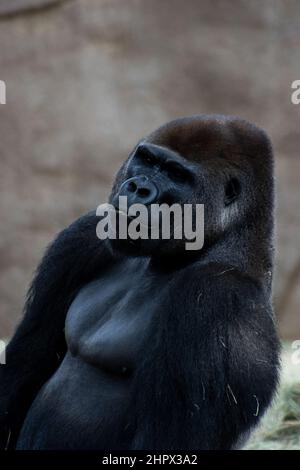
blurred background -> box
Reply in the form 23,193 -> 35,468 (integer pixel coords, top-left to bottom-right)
0,0 -> 300,341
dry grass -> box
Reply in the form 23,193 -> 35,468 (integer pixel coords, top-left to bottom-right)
245,342 -> 300,450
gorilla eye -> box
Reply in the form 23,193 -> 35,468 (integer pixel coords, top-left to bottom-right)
166,163 -> 190,182
169,168 -> 182,181
225,178 -> 241,205
137,147 -> 157,166
144,154 -> 157,165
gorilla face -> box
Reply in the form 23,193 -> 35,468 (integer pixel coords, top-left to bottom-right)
108,143 -> 200,256
109,150 -> 240,258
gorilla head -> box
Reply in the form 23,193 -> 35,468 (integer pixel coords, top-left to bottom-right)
109,115 -> 274,278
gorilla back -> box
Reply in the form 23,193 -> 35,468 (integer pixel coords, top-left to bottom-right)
0,115 -> 280,450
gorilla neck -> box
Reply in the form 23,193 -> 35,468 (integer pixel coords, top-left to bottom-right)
205,221 -> 273,290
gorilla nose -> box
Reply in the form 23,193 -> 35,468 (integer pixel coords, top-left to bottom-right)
119,176 -> 158,206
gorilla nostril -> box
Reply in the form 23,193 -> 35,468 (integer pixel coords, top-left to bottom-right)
119,177 -> 157,204
137,187 -> 151,198
127,181 -> 137,192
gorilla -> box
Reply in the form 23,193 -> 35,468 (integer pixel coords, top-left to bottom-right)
0,115 -> 280,450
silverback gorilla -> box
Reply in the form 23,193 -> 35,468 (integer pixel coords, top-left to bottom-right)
0,115 -> 280,450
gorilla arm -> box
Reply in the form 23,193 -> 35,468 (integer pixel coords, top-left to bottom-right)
130,265 -> 280,450
0,211 -> 111,449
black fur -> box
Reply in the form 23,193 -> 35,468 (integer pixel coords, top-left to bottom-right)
0,115 -> 280,450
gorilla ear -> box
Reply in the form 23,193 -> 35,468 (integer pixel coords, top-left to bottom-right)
224,177 -> 241,206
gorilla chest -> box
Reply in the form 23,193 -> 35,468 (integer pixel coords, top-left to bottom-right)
65,258 -> 160,374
